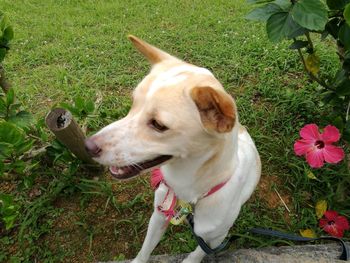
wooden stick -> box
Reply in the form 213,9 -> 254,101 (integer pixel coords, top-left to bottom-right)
45,108 -> 95,164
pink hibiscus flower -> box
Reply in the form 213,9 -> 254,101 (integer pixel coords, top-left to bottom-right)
294,124 -> 344,168
319,210 -> 349,238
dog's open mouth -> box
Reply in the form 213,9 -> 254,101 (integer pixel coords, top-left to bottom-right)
109,155 -> 172,180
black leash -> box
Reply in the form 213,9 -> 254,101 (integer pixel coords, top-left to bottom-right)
186,213 -> 349,260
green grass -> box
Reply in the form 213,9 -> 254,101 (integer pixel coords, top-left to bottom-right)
0,0 -> 349,262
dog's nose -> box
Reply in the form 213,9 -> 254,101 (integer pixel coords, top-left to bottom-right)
84,138 -> 102,157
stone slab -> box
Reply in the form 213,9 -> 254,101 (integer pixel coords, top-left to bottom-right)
101,243 -> 349,263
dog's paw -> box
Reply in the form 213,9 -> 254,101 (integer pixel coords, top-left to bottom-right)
181,250 -> 205,263
182,259 -> 197,263
182,256 -> 201,263
131,255 -> 151,263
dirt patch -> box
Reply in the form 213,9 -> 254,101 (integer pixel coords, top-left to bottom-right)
41,174 -> 153,263
256,174 -> 291,210
254,174 -> 293,224
0,181 -> 18,194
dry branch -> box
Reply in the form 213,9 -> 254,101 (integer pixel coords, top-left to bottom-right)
45,108 -> 95,164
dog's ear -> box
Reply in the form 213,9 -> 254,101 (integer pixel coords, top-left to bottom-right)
128,35 -> 175,64
191,87 -> 236,133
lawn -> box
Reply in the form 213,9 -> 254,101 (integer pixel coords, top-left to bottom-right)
0,0 -> 349,262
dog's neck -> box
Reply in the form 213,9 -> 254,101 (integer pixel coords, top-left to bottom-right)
161,127 -> 239,203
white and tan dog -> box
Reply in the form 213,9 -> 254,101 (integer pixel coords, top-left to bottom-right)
85,35 -> 261,263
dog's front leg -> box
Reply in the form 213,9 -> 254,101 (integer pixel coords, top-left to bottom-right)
132,185 -> 168,263
182,233 -> 227,263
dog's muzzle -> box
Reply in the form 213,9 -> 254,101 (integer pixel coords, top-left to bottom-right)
109,155 -> 172,180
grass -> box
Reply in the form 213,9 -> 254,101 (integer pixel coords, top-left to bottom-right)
0,0 -> 349,262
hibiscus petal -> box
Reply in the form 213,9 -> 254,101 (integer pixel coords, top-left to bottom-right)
294,139 -> 314,156
324,210 -> 338,221
321,125 -> 341,143
300,124 -> 320,141
306,149 -> 324,168
323,145 -> 344,164
323,224 -> 344,237
335,215 -> 350,230
319,218 -> 328,228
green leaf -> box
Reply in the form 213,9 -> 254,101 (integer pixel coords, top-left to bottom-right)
266,12 -> 304,42
246,3 -> 283,21
0,121 -> 25,146
327,0 -> 349,10
0,193 -> 13,207
6,88 -> 14,106
339,22 -> 350,50
247,0 -> 274,4
74,96 -> 84,110
336,77 -> 350,95
22,174 -> 35,189
343,51 -> 350,71
334,69 -> 347,86
60,102 -> 80,116
0,48 -> 6,62
333,116 -> 345,130
289,40 -> 309,49
322,91 -> 338,104
326,18 -> 341,39
0,142 -> 13,158
291,0 -> 328,31
344,3 -> 350,26
273,0 -> 292,10
343,119 -> 350,142
8,111 -> 34,129
334,68 -> 350,95
0,13 -> 6,31
84,100 -> 95,113
3,213 -> 18,230
0,161 -> 4,174
16,139 -> 34,155
3,26 -> 13,42
0,97 -> 6,117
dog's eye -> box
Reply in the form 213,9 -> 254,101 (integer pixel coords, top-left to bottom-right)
149,119 -> 168,132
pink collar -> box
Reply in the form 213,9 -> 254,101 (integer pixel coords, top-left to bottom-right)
151,168 -> 229,224
151,168 -> 228,198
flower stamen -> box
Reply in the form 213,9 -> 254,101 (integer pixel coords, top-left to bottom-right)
328,220 -> 335,226
315,140 -> 325,149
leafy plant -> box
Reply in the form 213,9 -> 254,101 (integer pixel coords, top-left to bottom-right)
0,193 -> 20,230
0,89 -> 37,185
247,0 -> 350,142
0,11 -> 13,93
0,88 -> 34,129
0,11 -> 13,63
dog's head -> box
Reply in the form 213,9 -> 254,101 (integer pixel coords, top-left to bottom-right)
85,35 -> 237,179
